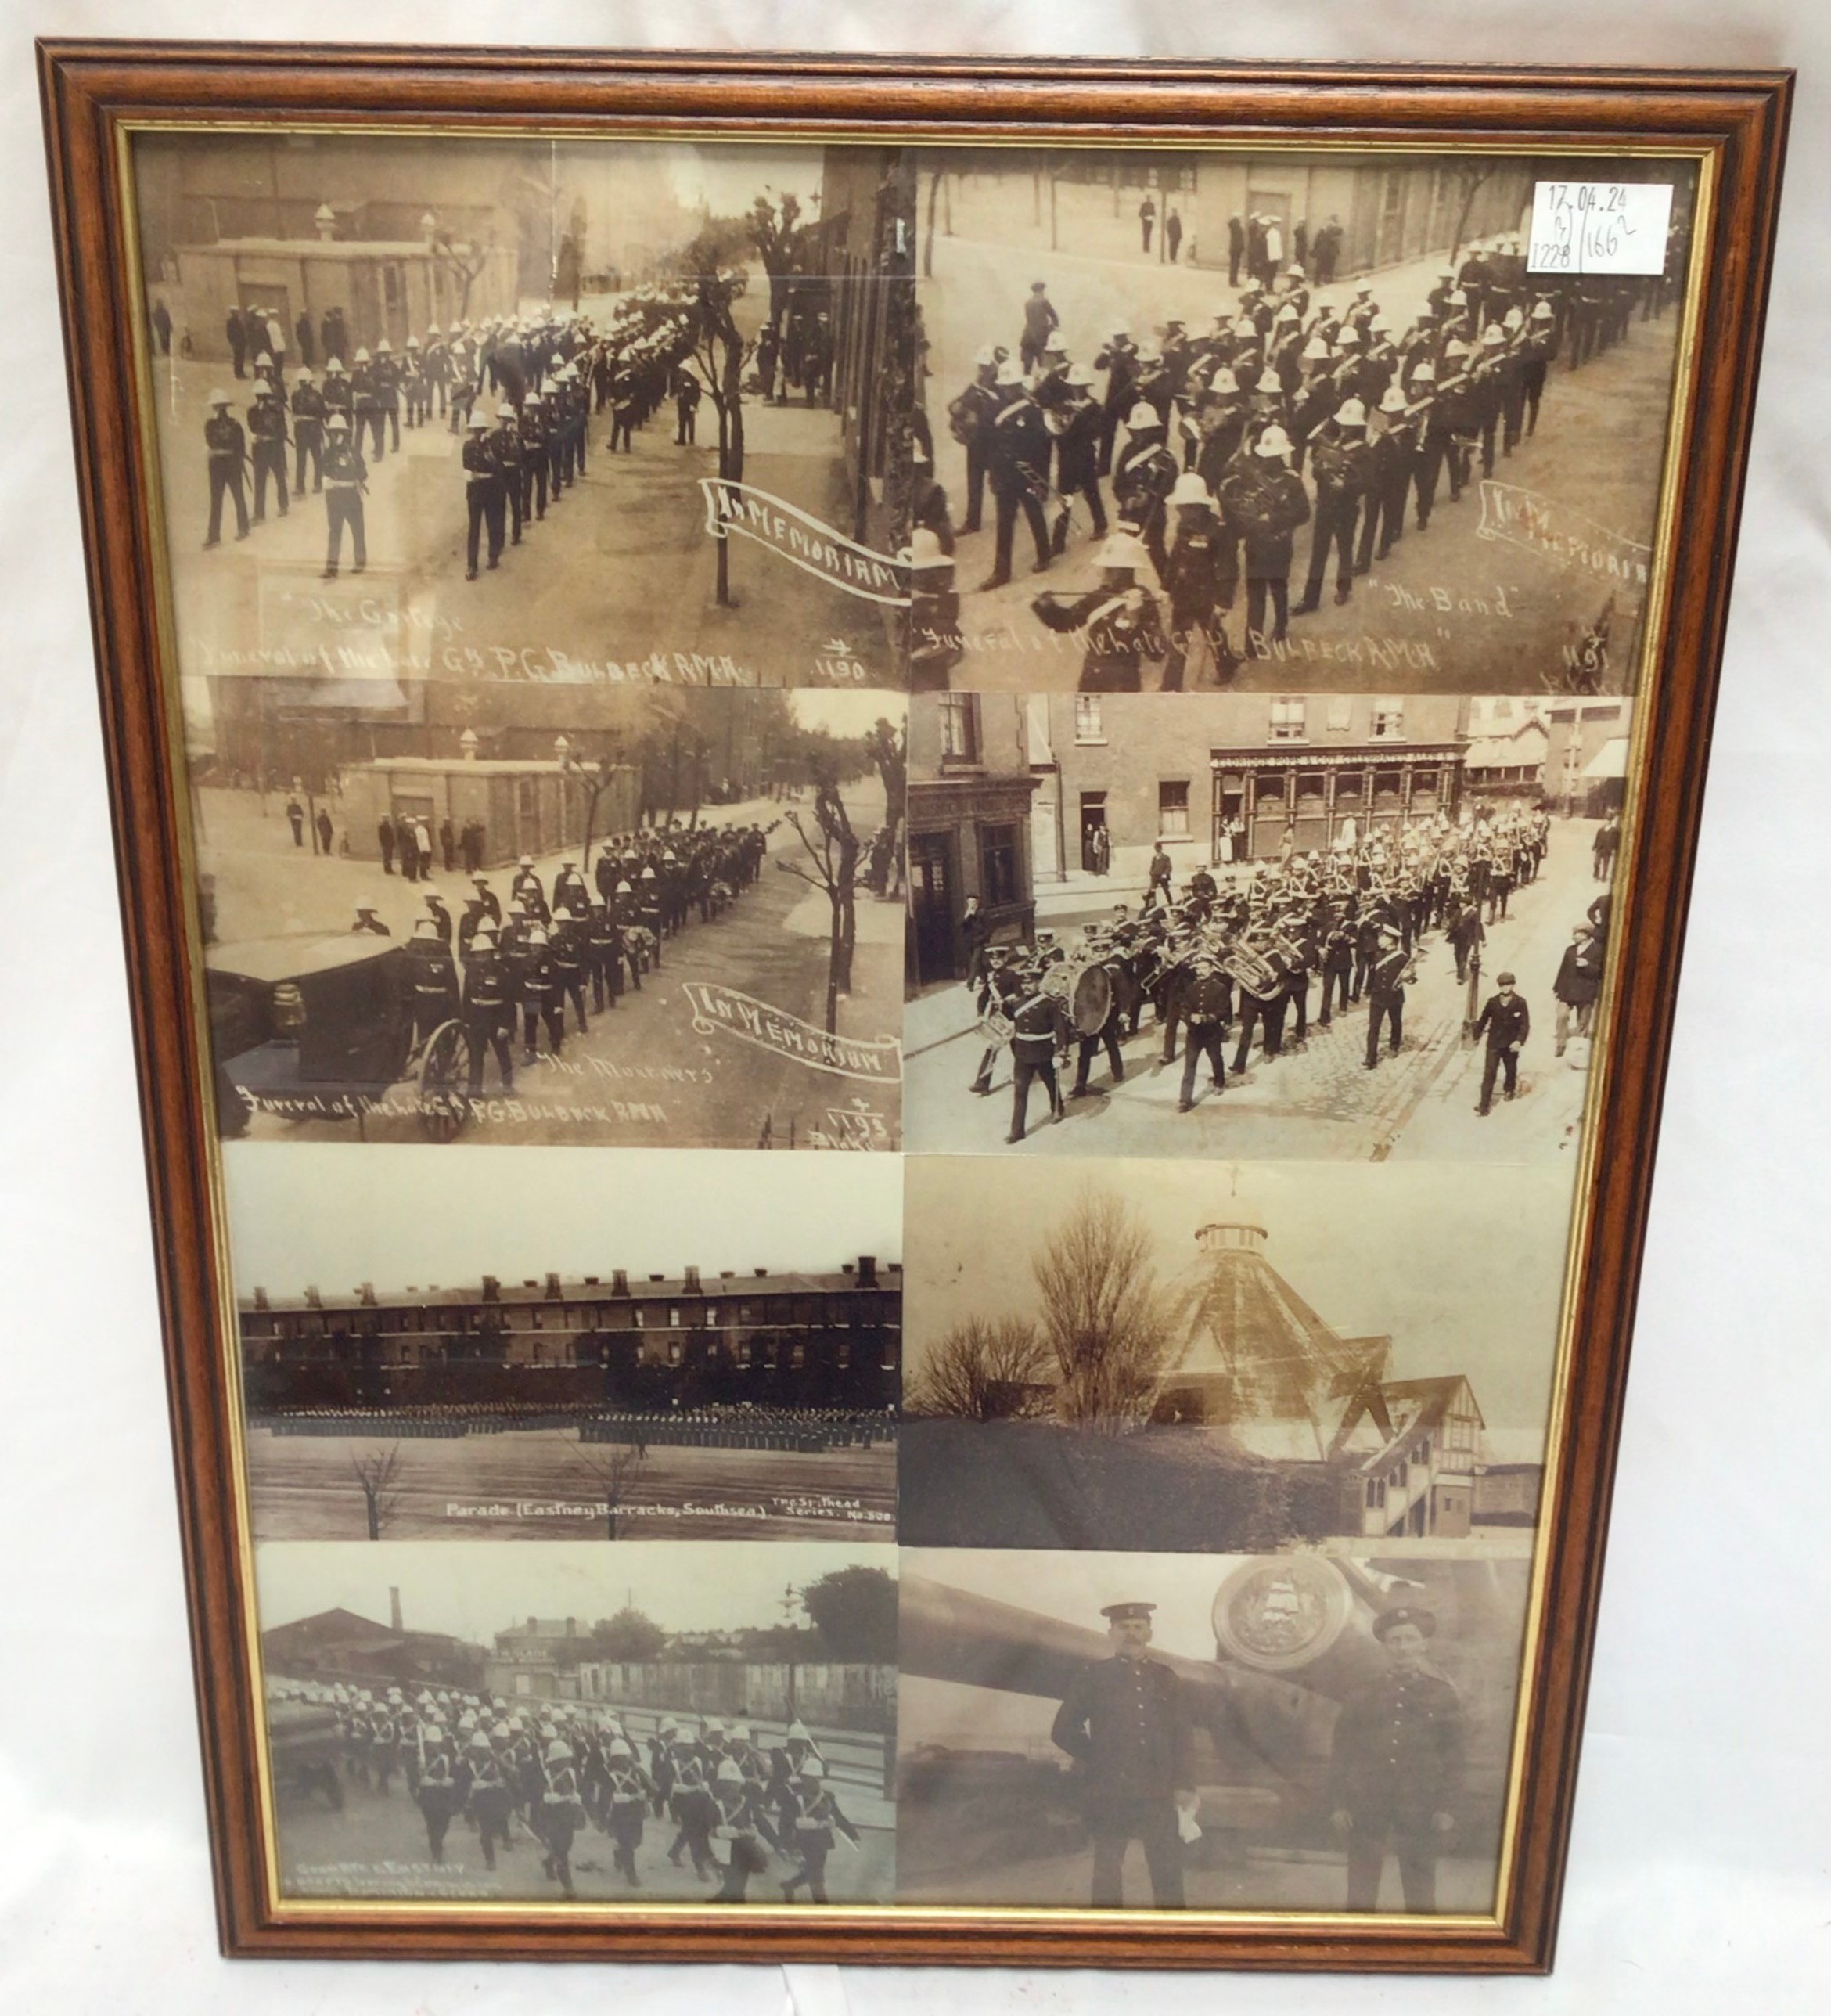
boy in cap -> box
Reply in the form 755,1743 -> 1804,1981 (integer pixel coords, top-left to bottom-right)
1472,970 -> 1530,1114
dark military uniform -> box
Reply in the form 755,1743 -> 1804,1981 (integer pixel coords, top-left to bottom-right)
1050,1654 -> 1192,1907
463,429 -> 503,578
1328,1662 -> 1465,1911
203,409 -> 249,545
320,430 -> 367,578
1176,966 -> 1232,1111
247,393 -> 290,520
1006,985 -> 1070,1143
290,378 -> 326,494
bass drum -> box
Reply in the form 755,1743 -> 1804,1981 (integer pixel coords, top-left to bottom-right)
1069,961 -> 1115,1037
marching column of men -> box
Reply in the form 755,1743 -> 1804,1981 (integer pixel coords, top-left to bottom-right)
969,807 -> 1623,1140
196,279 -> 735,580
273,1677 -> 865,1903
345,824 -> 772,1099
921,231 -> 1674,689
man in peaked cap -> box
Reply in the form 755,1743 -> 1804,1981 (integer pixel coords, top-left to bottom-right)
1050,1600 -> 1195,1907
1328,1605 -> 1465,1912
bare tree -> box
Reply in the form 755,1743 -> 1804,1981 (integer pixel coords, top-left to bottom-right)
776,760 -> 861,1033
747,190 -> 808,337
682,261 -> 753,609
1033,1188 -> 1170,1432
350,1443 -> 404,1540
571,1437 -> 649,1539
908,1316 -> 1052,1420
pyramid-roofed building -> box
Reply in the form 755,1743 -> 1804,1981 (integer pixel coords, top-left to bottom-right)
1146,1186 -> 1507,1537
1151,1192 -> 1392,1461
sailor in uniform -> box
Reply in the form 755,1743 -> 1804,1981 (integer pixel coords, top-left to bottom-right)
1049,1600 -> 1196,1908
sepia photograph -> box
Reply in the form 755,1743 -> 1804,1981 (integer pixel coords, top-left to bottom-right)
224,1147 -> 900,1543
255,1540 -> 896,1903
133,131 -> 914,690
909,148 -> 1694,693
907,690 -> 1624,1159
896,1546 -> 1529,1914
899,1157 -> 1559,1554
192,682 -> 905,1149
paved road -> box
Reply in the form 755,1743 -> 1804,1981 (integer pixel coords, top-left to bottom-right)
920,181 -> 1678,693
246,1425 -> 896,1543
904,816 -> 1611,1161
211,780 -> 902,1148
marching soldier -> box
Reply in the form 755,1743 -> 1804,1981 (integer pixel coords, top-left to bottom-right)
201,391 -> 250,548
1363,924 -> 1412,1069
1175,954 -> 1232,1112
779,1756 -> 861,1903
290,366 -> 326,495
492,401 -> 525,547
1218,423 -> 1310,653
1296,396 -> 1372,611
246,379 -> 290,521
1111,401 -> 1178,584
318,412 -> 367,580
1472,970 -> 1530,1114
460,925 -> 515,1096
1005,969 -> 1072,1143
1049,1600 -> 1195,1909
1328,1605 -> 1465,1913
405,917 -> 459,1048
603,1738 -> 653,1886
948,347 -> 1002,534
1158,473 -> 1235,689
980,362 -> 1053,589
462,412 -> 502,579
468,1729 -> 513,1870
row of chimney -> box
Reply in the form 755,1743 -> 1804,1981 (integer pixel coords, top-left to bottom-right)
248,1257 -> 882,1311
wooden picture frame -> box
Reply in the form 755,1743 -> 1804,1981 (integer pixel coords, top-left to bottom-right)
38,41 -> 1790,1971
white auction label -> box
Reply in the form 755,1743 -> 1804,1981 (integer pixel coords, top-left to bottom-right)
1527,181 -> 1675,277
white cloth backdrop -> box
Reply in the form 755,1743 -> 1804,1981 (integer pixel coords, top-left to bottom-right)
1,4 -> 1826,2012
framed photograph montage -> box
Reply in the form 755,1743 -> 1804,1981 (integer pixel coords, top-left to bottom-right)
38,41 -> 1790,1972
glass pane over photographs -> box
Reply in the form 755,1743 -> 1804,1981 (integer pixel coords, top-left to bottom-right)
910,146 -> 1696,694
109,108 -> 1705,1940
132,132 -> 916,693
257,1542 -> 898,1905
906,691 -> 1624,1162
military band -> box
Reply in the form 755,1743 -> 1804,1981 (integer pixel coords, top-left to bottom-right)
925,232 -> 1676,686
964,805 -> 1613,1132
271,1677 -> 867,1904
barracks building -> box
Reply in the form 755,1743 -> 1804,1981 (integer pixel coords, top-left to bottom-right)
239,1257 -> 901,1415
